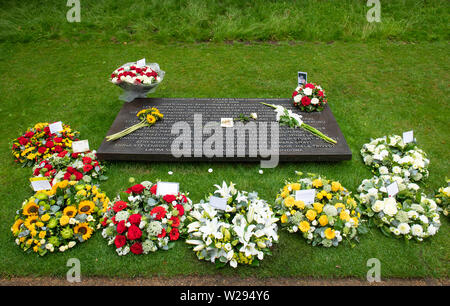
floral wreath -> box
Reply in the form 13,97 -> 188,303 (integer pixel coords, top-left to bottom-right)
101,181 -> 192,256
360,134 -> 429,182
435,183 -> 449,217
11,180 -> 110,256
11,122 -> 79,167
31,150 -> 107,187
272,173 -> 365,247
357,174 -> 440,241
292,83 -> 327,112
186,182 -> 279,268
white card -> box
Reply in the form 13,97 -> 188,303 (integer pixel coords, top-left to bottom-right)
156,182 -> 179,196
298,71 -> 307,85
209,196 -> 227,211
386,182 -> 399,198
30,178 -> 52,191
402,130 -> 414,144
295,189 -> 316,205
221,118 -> 234,128
136,58 -> 146,67
72,140 -> 90,153
49,121 -> 63,134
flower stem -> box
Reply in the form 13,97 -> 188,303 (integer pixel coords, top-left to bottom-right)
106,119 -> 147,141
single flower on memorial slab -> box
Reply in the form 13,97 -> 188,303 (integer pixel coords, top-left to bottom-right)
260,103 -> 337,144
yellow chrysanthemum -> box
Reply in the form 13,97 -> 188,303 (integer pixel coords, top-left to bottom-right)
331,181 -> 342,192
340,210 -> 350,222
34,122 -> 47,130
281,214 -> 288,223
312,179 -> 323,188
319,215 -> 328,226
284,196 -> 295,208
63,206 -> 77,218
78,201 -> 95,214
23,201 -> 39,216
299,221 -> 310,233
335,203 -> 345,210
74,223 -> 93,240
306,209 -> 317,221
351,217 -> 359,227
294,200 -> 305,210
313,203 -> 324,214
60,215 -> 69,226
324,228 -> 336,240
77,189 -> 87,197
347,198 -> 357,208
11,219 -> 24,234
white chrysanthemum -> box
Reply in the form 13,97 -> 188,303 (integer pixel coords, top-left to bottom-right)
411,224 -> 423,237
115,210 -> 130,222
397,223 -> 410,235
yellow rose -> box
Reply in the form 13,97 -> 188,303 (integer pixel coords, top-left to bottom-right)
306,209 -> 317,221
281,214 -> 288,223
284,196 -> 295,208
38,231 -> 46,239
319,215 -> 328,226
312,179 -> 323,188
316,193 -> 323,200
60,215 -> 69,226
299,221 -> 310,233
331,181 -> 341,192
41,214 -> 50,222
291,183 -> 300,191
294,200 -> 305,210
326,193 -> 332,200
313,203 -> 323,214
58,180 -> 69,189
280,191 -> 289,198
324,228 -> 336,240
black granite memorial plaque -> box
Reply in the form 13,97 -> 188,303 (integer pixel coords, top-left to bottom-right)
97,98 -> 352,162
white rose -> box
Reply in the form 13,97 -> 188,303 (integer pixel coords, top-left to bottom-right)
303,87 -> 312,96
393,154 -> 401,162
293,95 -> 302,103
427,225 -> 437,236
311,98 -> 319,105
363,155 -> 373,165
419,215 -> 429,224
372,200 -> 385,213
392,166 -> 401,174
411,224 -> 423,237
383,197 -> 398,216
379,166 -> 389,175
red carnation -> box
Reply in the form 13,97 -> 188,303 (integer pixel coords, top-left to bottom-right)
128,214 -> 142,225
180,194 -> 188,203
24,131 -> 34,138
163,194 -> 176,203
83,164 -> 94,172
305,83 -> 315,89
130,184 -> 145,194
292,91 -> 298,98
170,216 -> 180,227
116,220 -> 127,234
169,228 -> 180,241
33,168 -> 41,176
150,184 -> 157,195
54,137 -> 63,143
150,206 -> 166,220
82,157 -> 92,164
18,137 -> 28,145
318,90 -> 324,97
44,164 -> 53,170
175,204 -> 185,216
54,145 -> 63,153
58,150 -> 68,157
130,242 -> 143,255
157,228 -> 166,238
71,152 -> 80,158
46,141 -> 54,148
127,225 -> 142,240
113,201 -> 128,213
101,217 -> 108,227
114,235 -> 127,248
38,147 -> 47,154
301,96 -> 311,106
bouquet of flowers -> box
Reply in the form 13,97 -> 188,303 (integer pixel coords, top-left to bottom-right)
272,173 -> 365,247
101,181 -> 192,255
435,182 -> 449,217
11,180 -> 110,256
186,182 -> 279,268
11,122 -> 79,167
357,174 -> 441,241
106,107 -> 163,141
110,61 -> 165,102
31,150 -> 107,187
360,134 -> 429,182
292,83 -> 327,112
260,102 -> 336,144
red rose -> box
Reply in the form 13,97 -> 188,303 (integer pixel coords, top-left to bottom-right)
82,157 -> 92,164
114,235 -> 126,248
128,214 -> 142,225
163,194 -> 176,203
116,220 -> 127,234
150,206 -> 166,220
18,137 -> 28,145
44,126 -> 50,134
301,96 -> 311,106
44,164 -> 53,170
157,228 -> 166,238
38,147 -> 47,154
292,91 -> 298,98
58,150 -> 68,157
130,184 -> 145,194
150,184 -> 157,195
54,137 -> 63,143
174,204 -> 185,216
33,168 -> 41,176
130,242 -> 143,255
83,164 -> 94,172
127,225 -> 142,240
71,152 -> 80,158
54,145 -> 63,153
46,141 -> 54,148
305,83 -> 315,89
169,228 -> 180,241
113,201 -> 128,213
170,216 -> 180,227
318,90 -> 324,97
24,131 -> 34,138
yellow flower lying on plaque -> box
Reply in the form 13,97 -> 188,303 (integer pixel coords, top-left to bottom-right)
106,107 -> 164,141
272,172 -> 367,247
11,180 -> 110,256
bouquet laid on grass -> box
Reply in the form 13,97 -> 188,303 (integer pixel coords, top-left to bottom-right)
106,107 -> 163,141
273,173 -> 365,247
357,174 -> 440,241
31,150 -> 107,187
101,181 -> 192,255
186,182 -> 279,268
361,134 -> 429,182
11,180 -> 110,256
260,102 -> 336,144
435,183 -> 449,217
11,122 -> 79,167
110,61 -> 165,102
292,83 -> 327,112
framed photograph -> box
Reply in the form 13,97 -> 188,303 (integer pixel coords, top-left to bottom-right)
298,71 -> 307,85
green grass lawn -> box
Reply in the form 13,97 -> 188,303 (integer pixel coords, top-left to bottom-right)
0,40 -> 448,278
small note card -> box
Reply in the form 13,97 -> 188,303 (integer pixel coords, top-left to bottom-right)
386,181 -> 399,198
402,130 -> 414,144
30,177 -> 52,192
49,121 -> 63,134
156,182 -> 179,196
136,58 -> 146,67
295,189 -> 316,205
209,196 -> 227,211
72,140 -> 90,153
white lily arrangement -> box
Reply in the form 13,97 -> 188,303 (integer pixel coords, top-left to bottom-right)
185,182 -> 279,268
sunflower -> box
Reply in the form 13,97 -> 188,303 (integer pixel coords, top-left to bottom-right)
23,201 -> 39,216
74,223 -> 93,240
78,201 -> 94,214
11,219 -> 24,234
146,114 -> 157,125
63,206 -> 77,218
24,216 -> 39,230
